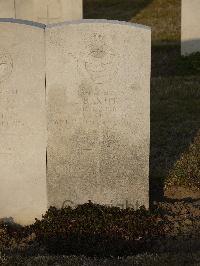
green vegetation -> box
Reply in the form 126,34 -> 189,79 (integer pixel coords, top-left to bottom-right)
0,203 -> 165,257
30,204 -> 165,257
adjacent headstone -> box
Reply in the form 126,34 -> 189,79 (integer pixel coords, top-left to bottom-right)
46,20 -> 151,210
15,0 -> 83,24
0,0 -> 15,18
0,19 -> 151,225
0,20 -> 47,225
181,0 -> 200,55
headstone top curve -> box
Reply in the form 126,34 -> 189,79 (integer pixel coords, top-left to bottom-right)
46,19 -> 151,32
0,18 -> 46,28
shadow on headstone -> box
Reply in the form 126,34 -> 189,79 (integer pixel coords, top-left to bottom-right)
181,39 -> 200,56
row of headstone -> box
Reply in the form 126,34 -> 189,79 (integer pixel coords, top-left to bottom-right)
181,0 -> 200,55
0,19 -> 151,225
0,0 -> 199,55
0,0 -> 82,24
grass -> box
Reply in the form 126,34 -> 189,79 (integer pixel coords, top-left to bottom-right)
84,0 -> 181,43
150,77 -> 200,194
132,0 -> 181,43
84,0 -> 152,22
3,252 -> 200,266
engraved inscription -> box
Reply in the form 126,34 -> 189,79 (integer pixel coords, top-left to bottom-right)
78,82 -> 92,99
84,33 -> 118,84
68,33 -> 119,85
69,130 -> 99,154
62,199 -> 140,210
0,113 -> 25,130
46,23 -> 150,211
81,95 -> 117,114
0,48 -> 13,83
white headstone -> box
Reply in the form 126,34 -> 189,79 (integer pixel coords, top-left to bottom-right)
46,20 -> 151,210
15,0 -> 83,24
181,0 -> 200,55
0,20 -> 47,225
0,0 -> 15,18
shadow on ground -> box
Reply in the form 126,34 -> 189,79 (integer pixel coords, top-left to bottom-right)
150,41 -> 200,201
152,43 -> 200,77
84,0 -> 153,21
149,76 -> 200,201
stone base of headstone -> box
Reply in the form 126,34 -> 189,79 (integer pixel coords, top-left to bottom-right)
181,0 -> 200,55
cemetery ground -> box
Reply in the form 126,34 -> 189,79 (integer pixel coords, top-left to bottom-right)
0,0 -> 200,265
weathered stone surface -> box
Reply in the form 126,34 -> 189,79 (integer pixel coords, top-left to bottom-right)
46,20 -> 151,210
0,20 -> 47,225
0,0 -> 15,18
15,0 -> 83,24
181,0 -> 200,55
